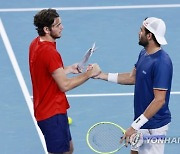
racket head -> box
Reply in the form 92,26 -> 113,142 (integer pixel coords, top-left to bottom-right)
77,48 -> 92,71
77,42 -> 97,71
86,122 -> 126,154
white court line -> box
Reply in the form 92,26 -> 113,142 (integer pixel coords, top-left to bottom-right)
67,91 -> 180,98
30,91 -> 180,98
0,4 -> 180,12
67,93 -> 134,97
65,91 -> 180,97
66,91 -> 180,97
64,91 -> 180,98
0,19 -> 47,154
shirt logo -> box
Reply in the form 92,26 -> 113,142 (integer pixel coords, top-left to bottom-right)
142,70 -> 147,74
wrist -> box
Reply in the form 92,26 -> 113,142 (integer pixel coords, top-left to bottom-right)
108,73 -> 118,83
131,114 -> 148,130
85,70 -> 91,78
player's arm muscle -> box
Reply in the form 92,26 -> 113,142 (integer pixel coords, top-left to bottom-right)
95,68 -> 136,85
52,67 -> 89,92
143,89 -> 166,119
117,68 -> 136,85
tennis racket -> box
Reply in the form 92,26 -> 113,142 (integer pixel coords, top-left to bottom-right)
77,42 -> 97,72
86,122 -> 126,154
87,121 -> 166,153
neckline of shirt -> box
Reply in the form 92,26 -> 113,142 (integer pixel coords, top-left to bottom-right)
145,48 -> 161,56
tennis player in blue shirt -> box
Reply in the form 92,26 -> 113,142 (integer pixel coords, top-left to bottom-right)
95,17 -> 173,154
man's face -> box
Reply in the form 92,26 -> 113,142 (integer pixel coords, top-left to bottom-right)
138,26 -> 149,47
49,17 -> 63,39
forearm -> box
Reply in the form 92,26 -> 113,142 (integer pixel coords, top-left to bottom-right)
131,99 -> 165,130
143,98 -> 165,119
54,71 -> 91,92
62,71 -> 90,92
117,73 -> 135,85
131,89 -> 166,130
97,72 -> 135,85
53,64 -> 101,92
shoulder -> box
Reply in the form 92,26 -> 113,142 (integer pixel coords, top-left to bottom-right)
153,50 -> 173,71
156,49 -> 172,64
29,37 -> 39,48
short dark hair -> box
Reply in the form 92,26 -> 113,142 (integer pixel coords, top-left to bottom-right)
34,9 -> 59,36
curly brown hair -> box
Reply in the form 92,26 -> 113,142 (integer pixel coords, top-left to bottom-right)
34,9 -> 59,36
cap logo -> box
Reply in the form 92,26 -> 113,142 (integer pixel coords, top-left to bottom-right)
144,22 -> 149,27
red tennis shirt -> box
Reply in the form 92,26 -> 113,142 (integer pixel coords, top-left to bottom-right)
29,37 -> 70,121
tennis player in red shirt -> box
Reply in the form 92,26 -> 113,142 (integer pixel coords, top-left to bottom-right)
29,9 -> 101,154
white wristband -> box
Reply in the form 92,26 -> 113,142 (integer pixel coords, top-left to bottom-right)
108,73 -> 118,83
131,114 -> 148,130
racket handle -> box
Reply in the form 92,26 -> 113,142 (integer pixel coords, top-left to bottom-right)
77,64 -> 83,72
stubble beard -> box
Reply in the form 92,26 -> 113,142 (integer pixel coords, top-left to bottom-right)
138,39 -> 148,48
50,31 -> 61,40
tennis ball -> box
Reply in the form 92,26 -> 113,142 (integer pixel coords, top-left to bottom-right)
68,117 -> 73,125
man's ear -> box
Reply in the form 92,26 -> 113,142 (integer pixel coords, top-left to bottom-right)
43,26 -> 50,34
147,33 -> 153,41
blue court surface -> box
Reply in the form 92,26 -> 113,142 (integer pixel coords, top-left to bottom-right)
1,0 -> 180,153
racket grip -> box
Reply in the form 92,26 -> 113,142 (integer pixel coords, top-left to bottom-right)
77,64 -> 83,72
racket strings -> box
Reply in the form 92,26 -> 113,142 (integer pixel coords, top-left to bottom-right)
88,123 -> 123,152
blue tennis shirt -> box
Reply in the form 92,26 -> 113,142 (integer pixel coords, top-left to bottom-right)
134,49 -> 173,129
